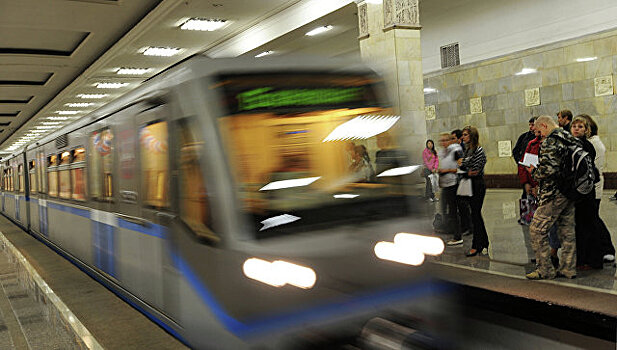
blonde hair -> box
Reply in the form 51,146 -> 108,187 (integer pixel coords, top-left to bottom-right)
535,115 -> 557,127
571,116 -> 591,138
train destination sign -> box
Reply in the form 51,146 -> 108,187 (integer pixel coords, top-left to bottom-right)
217,73 -> 383,114
236,87 -> 363,111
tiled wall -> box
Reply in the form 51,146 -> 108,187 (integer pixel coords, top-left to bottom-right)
423,28 -> 617,176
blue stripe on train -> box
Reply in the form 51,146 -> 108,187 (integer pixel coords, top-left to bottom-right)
92,221 -> 115,277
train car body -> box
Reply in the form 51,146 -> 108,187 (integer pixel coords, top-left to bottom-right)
0,56 -> 442,349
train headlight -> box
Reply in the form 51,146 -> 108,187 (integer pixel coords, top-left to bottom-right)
374,233 -> 444,266
243,258 -> 317,289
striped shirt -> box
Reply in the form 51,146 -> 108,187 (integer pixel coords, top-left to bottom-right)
461,146 -> 487,176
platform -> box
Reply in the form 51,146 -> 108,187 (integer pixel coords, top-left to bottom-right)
0,215 -> 186,350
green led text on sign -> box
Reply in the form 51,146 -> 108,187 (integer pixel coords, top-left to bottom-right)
236,87 -> 363,111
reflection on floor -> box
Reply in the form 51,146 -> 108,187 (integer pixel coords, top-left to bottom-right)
427,189 -> 617,293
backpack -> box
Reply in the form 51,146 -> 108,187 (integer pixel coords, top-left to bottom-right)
554,135 -> 598,201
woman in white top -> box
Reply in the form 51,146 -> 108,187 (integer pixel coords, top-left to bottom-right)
580,114 -> 615,263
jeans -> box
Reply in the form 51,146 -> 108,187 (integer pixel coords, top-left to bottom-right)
468,177 -> 489,250
440,185 -> 460,239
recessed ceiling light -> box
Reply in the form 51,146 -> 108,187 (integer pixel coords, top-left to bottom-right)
56,110 -> 80,115
306,25 -> 333,36
515,68 -> 537,75
255,51 -> 274,58
36,126 -> 59,129
65,103 -> 93,107
423,88 -> 437,94
96,82 -> 129,89
142,47 -> 181,57
180,18 -> 227,31
47,116 -> 71,120
77,94 -> 107,99
576,57 -> 597,62
42,122 -> 62,125
116,67 -> 151,75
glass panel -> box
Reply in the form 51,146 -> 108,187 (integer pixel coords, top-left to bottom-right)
59,170 -> 70,198
71,148 -> 86,201
18,164 -> 24,193
178,119 -> 216,240
29,161 -> 36,194
90,129 -> 113,199
140,122 -> 169,208
48,155 -> 58,197
38,153 -> 45,193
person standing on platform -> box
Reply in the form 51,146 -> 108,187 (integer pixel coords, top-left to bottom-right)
451,129 -> 471,236
578,114 -> 615,264
422,140 -> 439,201
459,126 -> 489,257
513,117 -> 538,202
557,109 -> 573,133
438,133 -> 463,246
526,115 -> 578,280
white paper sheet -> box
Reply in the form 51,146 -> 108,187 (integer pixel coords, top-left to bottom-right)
518,153 -> 538,167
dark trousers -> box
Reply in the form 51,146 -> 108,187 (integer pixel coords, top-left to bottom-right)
467,177 -> 489,250
595,199 -> 615,256
441,185 -> 460,239
424,175 -> 435,199
456,194 -> 472,233
575,198 -> 603,268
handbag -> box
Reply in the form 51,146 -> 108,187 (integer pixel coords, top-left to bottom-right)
456,178 -> 473,196
519,195 -> 538,224
429,173 -> 439,193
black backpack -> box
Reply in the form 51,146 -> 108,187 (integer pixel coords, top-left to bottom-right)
554,135 -> 598,201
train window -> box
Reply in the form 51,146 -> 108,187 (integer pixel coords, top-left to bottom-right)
59,151 -> 71,199
90,128 -> 114,200
71,148 -> 86,201
18,164 -> 24,193
140,121 -> 169,209
29,160 -> 36,194
9,167 -> 14,192
38,152 -> 45,193
48,155 -> 58,197
177,118 -> 216,240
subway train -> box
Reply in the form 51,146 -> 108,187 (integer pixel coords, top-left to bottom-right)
0,56 -> 445,349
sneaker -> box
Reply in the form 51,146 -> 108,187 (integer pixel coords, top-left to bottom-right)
433,197 -> 439,202
526,270 -> 554,280
603,254 -> 615,263
481,248 -> 488,255
556,271 -> 576,279
447,239 -> 463,246
462,230 -> 471,236
609,195 -> 617,201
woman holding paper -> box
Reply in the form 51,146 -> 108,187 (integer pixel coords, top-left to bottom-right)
458,126 -> 489,257
517,127 -> 541,224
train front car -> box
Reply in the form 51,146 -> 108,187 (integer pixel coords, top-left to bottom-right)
168,61 -> 445,349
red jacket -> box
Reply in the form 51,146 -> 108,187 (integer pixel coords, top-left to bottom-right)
517,136 -> 541,186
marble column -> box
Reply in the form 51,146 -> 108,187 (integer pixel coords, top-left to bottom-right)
356,0 -> 427,164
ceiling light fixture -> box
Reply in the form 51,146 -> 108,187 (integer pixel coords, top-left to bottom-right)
306,25 -> 333,36
65,103 -> 93,107
255,50 -> 274,58
96,82 -> 128,89
576,57 -> 597,62
142,47 -> 181,57
515,68 -> 537,76
56,111 -> 80,115
77,94 -> 107,99
116,67 -> 151,75
47,116 -> 71,120
180,18 -> 227,31
423,88 -> 437,94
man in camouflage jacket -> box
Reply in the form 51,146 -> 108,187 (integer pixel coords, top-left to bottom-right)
525,115 -> 579,280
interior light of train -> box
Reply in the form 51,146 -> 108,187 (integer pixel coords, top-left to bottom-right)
242,258 -> 317,289
260,214 -> 301,231
306,25 -> 333,36
179,18 -> 227,31
515,68 -> 537,75
259,176 -> 321,191
237,87 -> 362,111
423,87 -> 437,94
77,94 -> 107,99
393,233 -> 445,256
255,51 -> 274,58
47,116 -> 71,120
56,111 -> 80,115
142,47 -> 181,57
322,115 -> 400,142
333,194 -> 359,199
65,103 -> 93,107
96,82 -> 129,89
376,165 -> 420,177
374,241 -> 425,266
116,67 -> 151,75
576,56 -> 597,62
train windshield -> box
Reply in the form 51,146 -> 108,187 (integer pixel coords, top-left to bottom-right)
216,72 -> 416,238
